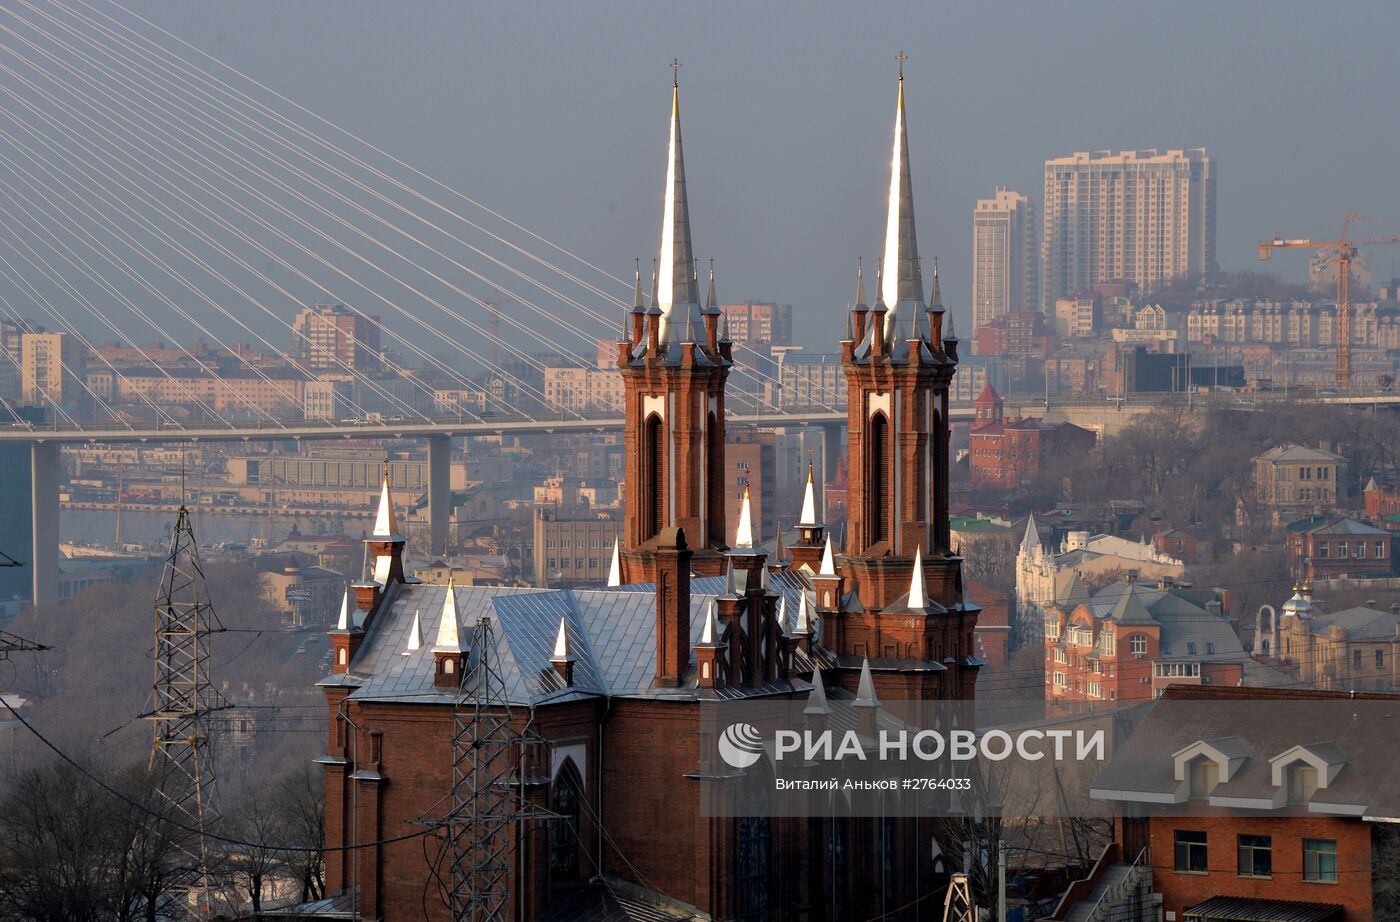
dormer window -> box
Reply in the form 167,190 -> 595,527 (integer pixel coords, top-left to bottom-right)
1188,756 -> 1220,799
1287,764 -> 1318,804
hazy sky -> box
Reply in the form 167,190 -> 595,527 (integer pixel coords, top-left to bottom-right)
16,1 -> 1400,350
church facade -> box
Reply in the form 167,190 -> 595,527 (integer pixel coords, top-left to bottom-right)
308,70 -> 981,922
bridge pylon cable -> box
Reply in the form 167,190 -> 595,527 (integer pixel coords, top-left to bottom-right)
0,20 -> 582,415
26,0 -> 832,411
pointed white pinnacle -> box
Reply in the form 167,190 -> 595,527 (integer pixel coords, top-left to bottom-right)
908,546 -> 926,610
855,657 -> 880,707
701,600 -> 718,644
372,473 -> 398,538
403,609 -> 422,655
818,535 -> 836,577
336,587 -> 351,631
433,578 -> 465,653
805,670 -> 831,716
798,463 -> 818,527
607,538 -> 622,587
552,615 -> 573,662
734,487 -> 754,548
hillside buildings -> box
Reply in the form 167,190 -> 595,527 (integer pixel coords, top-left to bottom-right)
1041,149 -> 1216,309
1269,587 -> 1400,692
1253,444 -> 1350,518
971,187 -> 1038,333
967,384 -> 1095,489
1284,516 -> 1393,582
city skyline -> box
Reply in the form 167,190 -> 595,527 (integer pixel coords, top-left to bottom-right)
2,1 -> 1398,355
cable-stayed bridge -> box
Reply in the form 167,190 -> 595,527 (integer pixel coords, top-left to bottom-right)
1,1 -> 1397,608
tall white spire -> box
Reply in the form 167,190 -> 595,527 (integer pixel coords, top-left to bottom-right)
804,669 -> 831,716
818,535 -> 836,576
372,471 -> 399,538
798,463 -> 819,527
606,538 -> 622,587
734,486 -> 754,548
1020,513 -> 1041,554
656,70 -> 703,344
402,609 -> 422,655
793,593 -> 812,635
908,546 -> 926,609
879,60 -> 928,349
433,578 -> 466,653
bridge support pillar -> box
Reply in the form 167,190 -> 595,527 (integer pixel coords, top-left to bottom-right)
31,442 -> 59,608
819,422 -> 843,522
427,435 -> 451,557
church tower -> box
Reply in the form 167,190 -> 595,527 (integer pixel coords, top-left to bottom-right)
811,65 -> 979,702
839,67 -> 961,615
616,74 -> 732,583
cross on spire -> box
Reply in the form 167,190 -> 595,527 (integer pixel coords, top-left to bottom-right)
896,50 -> 908,79
671,57 -> 681,87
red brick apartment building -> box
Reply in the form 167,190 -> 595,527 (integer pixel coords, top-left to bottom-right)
1057,686 -> 1400,922
968,384 -> 1097,489
297,73 -> 985,921
1041,576 -> 1293,715
1285,516 -> 1394,582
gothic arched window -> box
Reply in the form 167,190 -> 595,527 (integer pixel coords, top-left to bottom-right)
736,761 -> 772,921
644,414 -> 664,538
549,759 -> 583,888
869,411 -> 890,546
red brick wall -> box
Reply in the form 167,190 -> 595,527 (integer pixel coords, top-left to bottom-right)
1146,813 -> 1372,920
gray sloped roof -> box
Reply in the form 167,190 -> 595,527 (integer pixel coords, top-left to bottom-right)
1306,606 -> 1400,641
1255,443 -> 1347,463
340,569 -> 814,707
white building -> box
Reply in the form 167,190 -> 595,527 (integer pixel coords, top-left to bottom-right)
1041,149 -> 1216,310
972,187 -> 1038,332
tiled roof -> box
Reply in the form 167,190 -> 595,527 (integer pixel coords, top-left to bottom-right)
1293,517 -> 1389,537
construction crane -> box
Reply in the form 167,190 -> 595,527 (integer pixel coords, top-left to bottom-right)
1258,213 -> 1400,390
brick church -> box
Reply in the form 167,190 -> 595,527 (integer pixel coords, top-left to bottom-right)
304,69 -> 981,921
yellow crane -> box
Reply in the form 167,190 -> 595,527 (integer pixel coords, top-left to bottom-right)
1258,213 -> 1400,390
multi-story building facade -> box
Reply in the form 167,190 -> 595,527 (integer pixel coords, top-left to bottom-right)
532,504 -> 622,586
971,187 -> 1038,335
1253,444 -> 1350,517
21,331 -> 85,408
724,432 -> 775,548
292,303 -> 381,373
1041,149 -> 1216,310
973,310 -> 1059,358
541,365 -> 625,413
1285,516 -> 1393,582
1086,685 -> 1400,922
967,385 -> 1096,489
719,301 -> 792,348
1043,576 -> 1260,714
1015,514 -> 1184,652
772,351 -> 847,408
1271,587 -> 1400,692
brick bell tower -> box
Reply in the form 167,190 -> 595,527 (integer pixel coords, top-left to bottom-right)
832,68 -> 979,696
616,75 -> 732,584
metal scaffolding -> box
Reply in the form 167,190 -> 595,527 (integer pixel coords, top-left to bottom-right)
443,615 -> 550,921
148,504 -> 224,915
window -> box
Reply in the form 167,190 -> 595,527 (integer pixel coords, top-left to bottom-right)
1129,635 -> 1147,655
1174,830 -> 1208,872
1317,542 -> 1329,558
1337,542 -> 1348,559
1379,650 -> 1386,670
1356,541 -> 1366,559
1377,540 -> 1387,558
1206,642 -> 1215,654
1053,671 -> 1066,687
1161,642 -> 1172,654
550,761 -> 583,887
1238,834 -> 1272,878
1188,758 -> 1219,798
1303,839 -> 1337,882
1354,650 -> 1363,668
1187,642 -> 1197,655
1287,764 -> 1319,804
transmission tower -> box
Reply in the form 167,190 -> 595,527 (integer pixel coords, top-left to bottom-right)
443,615 -> 549,921
148,504 -> 224,915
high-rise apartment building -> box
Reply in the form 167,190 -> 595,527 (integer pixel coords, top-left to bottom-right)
21,331 -> 85,408
292,303 -> 381,372
718,301 -> 793,347
1041,149 -> 1215,310
971,188 -> 1038,334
